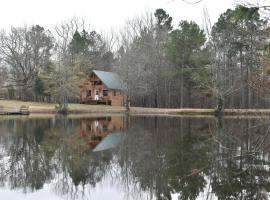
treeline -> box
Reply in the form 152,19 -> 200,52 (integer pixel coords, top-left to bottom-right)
118,6 -> 270,110
0,6 -> 270,109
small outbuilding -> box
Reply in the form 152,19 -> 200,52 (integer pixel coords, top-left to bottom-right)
80,70 -> 125,106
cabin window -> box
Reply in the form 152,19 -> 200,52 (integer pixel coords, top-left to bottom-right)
87,90 -> 91,97
103,90 -> 108,96
94,80 -> 102,85
114,90 -> 117,96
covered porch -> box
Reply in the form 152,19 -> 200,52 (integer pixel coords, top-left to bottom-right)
80,96 -> 112,105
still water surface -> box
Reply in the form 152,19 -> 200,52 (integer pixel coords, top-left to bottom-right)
0,114 -> 269,200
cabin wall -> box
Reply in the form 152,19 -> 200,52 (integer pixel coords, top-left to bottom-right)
108,90 -> 124,106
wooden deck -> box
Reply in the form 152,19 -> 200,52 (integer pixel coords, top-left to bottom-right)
0,105 -> 30,115
80,99 -> 112,105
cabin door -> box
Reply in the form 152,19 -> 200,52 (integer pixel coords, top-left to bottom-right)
95,90 -> 99,100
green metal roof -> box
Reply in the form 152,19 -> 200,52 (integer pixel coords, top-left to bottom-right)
93,70 -> 124,90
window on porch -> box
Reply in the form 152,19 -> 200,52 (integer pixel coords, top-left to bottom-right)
94,81 -> 102,85
103,90 -> 108,96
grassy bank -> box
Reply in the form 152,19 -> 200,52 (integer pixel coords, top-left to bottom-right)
0,100 -> 125,114
1,100 -> 270,115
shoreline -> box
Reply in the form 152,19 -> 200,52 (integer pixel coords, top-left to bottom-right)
26,107 -> 270,116
1,100 -> 270,116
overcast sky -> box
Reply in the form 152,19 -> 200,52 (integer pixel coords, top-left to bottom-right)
0,0 -> 237,32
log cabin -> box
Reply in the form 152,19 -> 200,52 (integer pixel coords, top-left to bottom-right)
80,70 -> 125,106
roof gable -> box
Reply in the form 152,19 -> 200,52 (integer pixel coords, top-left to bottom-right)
92,70 -> 124,90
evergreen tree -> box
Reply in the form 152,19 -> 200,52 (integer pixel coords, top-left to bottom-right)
168,21 -> 207,107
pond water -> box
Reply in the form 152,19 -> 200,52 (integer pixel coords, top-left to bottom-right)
0,114 -> 270,200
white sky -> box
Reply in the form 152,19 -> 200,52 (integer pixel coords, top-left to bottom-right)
0,0 -> 237,32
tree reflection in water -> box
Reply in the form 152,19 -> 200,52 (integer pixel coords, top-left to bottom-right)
0,115 -> 269,199
210,117 -> 270,200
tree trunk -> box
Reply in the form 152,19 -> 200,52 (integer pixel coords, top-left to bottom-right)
240,50 -> 245,108
125,95 -> 130,112
214,95 -> 224,117
180,65 -> 184,108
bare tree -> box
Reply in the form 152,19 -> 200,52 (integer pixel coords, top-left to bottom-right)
117,10 -> 174,109
117,13 -> 154,110
0,25 -> 54,100
52,18 -> 87,112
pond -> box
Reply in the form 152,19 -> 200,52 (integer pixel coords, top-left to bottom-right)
0,114 -> 270,200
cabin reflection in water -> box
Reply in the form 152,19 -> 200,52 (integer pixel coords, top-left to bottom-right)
79,116 -> 124,149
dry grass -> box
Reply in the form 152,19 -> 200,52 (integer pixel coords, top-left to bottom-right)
130,107 -> 215,115
130,107 -> 270,116
0,100 -> 124,113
